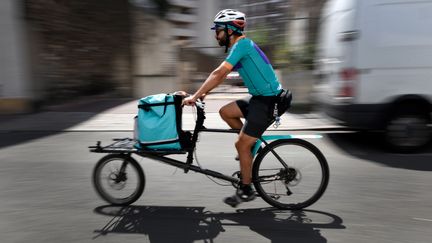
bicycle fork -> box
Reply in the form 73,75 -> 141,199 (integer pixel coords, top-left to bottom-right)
115,154 -> 130,183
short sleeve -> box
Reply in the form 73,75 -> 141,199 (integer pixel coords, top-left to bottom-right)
225,41 -> 247,67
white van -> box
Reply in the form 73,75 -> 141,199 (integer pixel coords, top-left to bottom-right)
314,0 -> 432,151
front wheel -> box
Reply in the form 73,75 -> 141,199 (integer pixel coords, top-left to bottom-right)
93,154 -> 145,205
252,139 -> 329,210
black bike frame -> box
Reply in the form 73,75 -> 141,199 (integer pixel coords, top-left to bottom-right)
90,103 -> 242,185
89,102 -> 288,185
138,152 -> 239,184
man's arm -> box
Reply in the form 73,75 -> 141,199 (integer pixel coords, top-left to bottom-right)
184,61 -> 232,105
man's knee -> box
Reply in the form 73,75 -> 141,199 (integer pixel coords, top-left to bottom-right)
220,102 -> 242,119
219,106 -> 228,120
235,141 -> 250,152
235,134 -> 256,151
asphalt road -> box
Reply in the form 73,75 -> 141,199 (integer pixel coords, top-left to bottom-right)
0,130 -> 431,243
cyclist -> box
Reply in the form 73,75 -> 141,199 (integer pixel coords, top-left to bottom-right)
184,9 -> 286,207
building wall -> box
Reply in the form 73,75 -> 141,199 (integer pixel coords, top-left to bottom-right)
1,0 -> 325,112
131,10 -> 180,97
194,0 -> 220,55
0,0 -> 31,113
23,0 -> 132,105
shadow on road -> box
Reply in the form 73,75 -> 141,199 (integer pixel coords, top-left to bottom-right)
93,205 -> 345,243
326,132 -> 432,171
0,98 -> 133,149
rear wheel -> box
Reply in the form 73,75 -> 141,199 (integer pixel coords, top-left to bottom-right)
93,154 -> 145,205
385,105 -> 431,152
252,139 -> 329,210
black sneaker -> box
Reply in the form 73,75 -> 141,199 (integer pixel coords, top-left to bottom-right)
224,185 -> 256,208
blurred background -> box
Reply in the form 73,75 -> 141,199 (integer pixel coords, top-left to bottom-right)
1,2 -> 432,242
0,0 -> 323,112
1,0 -> 432,151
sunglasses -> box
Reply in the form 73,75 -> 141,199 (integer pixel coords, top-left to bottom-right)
215,28 -> 225,34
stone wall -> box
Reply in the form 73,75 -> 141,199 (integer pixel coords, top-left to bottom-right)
24,0 -> 132,104
130,9 -> 181,98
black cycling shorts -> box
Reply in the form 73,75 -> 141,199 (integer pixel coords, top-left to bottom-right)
236,95 -> 277,138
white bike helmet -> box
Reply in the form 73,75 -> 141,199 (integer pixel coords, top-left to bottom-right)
211,9 -> 246,52
211,9 -> 246,33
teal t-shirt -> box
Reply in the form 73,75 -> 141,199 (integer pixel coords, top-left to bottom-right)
225,37 -> 282,96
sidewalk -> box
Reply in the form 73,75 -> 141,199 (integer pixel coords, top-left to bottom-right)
0,93 -> 342,132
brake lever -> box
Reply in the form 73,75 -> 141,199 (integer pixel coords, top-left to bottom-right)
195,99 -> 205,110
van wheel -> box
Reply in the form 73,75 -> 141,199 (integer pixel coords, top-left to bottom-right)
385,107 -> 431,152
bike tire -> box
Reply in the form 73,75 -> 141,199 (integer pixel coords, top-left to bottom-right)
252,139 -> 329,210
93,154 -> 145,205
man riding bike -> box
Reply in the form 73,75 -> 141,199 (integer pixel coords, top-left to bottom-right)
184,9 -> 288,207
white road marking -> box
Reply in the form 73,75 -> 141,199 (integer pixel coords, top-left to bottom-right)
413,218 -> 432,222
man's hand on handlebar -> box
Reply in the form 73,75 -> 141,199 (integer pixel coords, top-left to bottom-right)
183,93 -> 206,106
183,96 -> 197,106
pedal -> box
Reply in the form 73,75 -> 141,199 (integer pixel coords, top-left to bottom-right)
224,195 -> 242,208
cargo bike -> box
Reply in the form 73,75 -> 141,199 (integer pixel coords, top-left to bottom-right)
89,96 -> 329,210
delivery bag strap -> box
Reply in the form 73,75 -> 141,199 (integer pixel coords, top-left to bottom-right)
138,96 -> 173,116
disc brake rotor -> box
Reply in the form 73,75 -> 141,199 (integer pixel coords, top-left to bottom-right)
108,171 -> 127,190
285,168 -> 302,186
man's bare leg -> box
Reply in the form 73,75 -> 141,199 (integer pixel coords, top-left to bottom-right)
224,131 -> 258,207
220,101 -> 258,207
235,131 -> 258,185
219,101 -> 243,130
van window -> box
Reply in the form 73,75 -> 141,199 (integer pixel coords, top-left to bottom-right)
322,0 -> 356,18
374,3 -> 432,47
